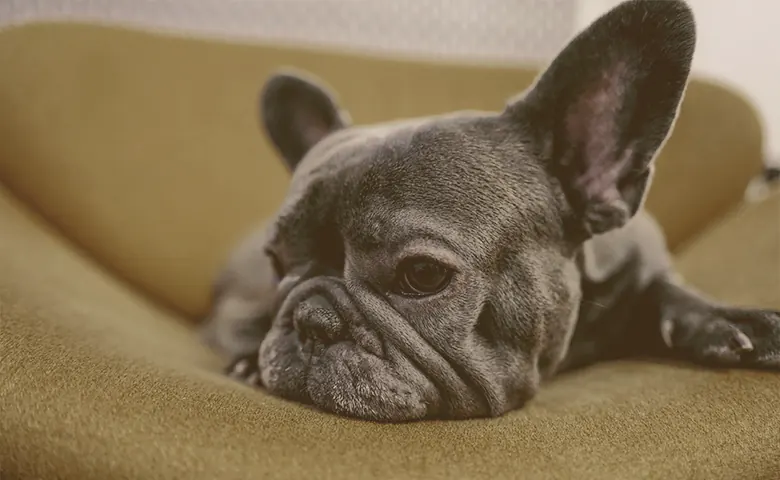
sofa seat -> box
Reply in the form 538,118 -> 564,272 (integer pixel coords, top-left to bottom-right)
2,182 -> 779,480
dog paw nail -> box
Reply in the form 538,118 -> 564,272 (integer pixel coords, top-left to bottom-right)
230,360 -> 250,377
660,318 -> 674,348
730,330 -> 754,353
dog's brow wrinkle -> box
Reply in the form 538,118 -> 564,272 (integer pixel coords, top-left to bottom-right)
361,208 -> 471,254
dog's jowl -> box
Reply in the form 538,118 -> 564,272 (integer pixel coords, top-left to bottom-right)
203,0 -> 780,422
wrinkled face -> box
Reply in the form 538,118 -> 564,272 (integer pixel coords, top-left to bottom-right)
207,0 -> 696,421
257,117 -> 582,421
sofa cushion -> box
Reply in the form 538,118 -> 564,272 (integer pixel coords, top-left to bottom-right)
0,22 -> 765,318
2,183 -> 779,479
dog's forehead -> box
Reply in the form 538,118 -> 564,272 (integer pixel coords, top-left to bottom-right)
293,111 -> 489,180
270,111 -> 558,254
337,113 -> 513,194
341,114 -> 552,218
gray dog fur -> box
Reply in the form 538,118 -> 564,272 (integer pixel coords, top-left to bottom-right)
202,0 -> 780,422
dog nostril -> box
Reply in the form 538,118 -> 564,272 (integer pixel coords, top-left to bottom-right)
293,294 -> 344,344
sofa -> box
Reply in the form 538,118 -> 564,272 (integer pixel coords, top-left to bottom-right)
0,22 -> 778,480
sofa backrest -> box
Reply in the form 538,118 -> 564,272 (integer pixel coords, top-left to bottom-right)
0,22 -> 765,318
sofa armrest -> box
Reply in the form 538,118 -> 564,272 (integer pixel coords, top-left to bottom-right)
644,78 -> 766,252
675,186 -> 780,309
0,183 -> 224,478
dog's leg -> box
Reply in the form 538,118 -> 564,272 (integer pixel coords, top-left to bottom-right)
634,275 -> 780,369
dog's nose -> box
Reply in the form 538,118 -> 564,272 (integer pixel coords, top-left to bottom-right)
293,294 -> 345,344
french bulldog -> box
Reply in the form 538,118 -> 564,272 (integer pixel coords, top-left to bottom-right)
202,0 -> 780,422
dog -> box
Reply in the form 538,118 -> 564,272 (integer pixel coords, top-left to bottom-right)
202,0 -> 780,422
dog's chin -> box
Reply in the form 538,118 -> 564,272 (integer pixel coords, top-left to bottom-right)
258,324 -> 442,422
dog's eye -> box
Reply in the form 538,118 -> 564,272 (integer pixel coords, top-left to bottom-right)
396,258 -> 452,297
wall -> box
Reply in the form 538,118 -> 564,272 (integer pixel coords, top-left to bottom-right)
577,0 -> 778,164
0,0 -> 576,63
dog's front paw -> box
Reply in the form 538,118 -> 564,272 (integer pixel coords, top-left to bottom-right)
661,307 -> 780,369
225,351 -> 263,387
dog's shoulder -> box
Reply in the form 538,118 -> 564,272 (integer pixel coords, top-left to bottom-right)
579,209 -> 672,287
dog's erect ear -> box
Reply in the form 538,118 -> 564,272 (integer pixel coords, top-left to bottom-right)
508,0 -> 696,237
259,70 -> 351,171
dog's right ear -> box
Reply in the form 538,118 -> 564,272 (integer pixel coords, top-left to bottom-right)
506,0 -> 696,238
259,70 -> 352,171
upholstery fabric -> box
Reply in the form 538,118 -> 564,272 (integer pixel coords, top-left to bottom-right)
1,184 -> 779,480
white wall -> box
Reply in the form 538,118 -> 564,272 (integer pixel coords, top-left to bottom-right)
577,0 -> 779,165
0,0 -> 577,63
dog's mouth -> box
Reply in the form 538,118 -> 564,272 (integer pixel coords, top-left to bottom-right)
256,275 -> 489,421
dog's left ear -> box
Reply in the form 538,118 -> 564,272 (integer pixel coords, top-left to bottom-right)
259,69 -> 352,171
508,0 -> 696,237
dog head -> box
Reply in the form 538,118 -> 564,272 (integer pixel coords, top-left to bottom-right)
206,0 -> 696,421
